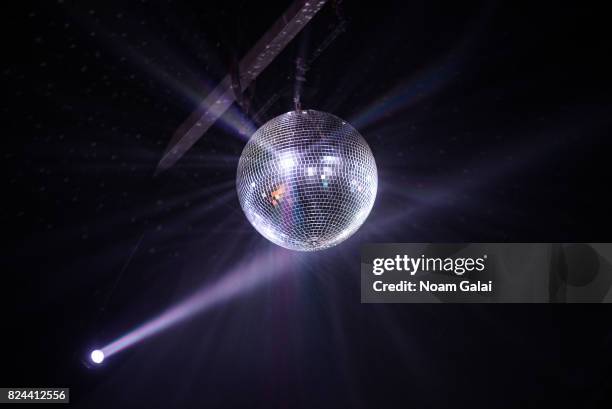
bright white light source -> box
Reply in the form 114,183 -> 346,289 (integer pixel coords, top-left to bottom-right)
279,155 -> 295,170
90,349 -> 105,364
323,155 -> 337,163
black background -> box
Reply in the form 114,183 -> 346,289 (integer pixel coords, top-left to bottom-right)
2,1 -> 612,407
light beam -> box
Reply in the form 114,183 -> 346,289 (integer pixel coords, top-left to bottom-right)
96,247 -> 295,360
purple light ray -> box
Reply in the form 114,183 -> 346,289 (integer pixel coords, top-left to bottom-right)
101,247 -> 295,358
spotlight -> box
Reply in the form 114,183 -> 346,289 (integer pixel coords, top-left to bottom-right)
90,349 -> 105,364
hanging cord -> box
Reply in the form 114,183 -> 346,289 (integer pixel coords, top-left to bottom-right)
293,56 -> 308,111
293,0 -> 347,111
254,1 -> 348,121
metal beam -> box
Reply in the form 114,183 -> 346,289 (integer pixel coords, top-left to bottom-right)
156,0 -> 328,173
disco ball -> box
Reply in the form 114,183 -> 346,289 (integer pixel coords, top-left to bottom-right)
236,109 -> 377,251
